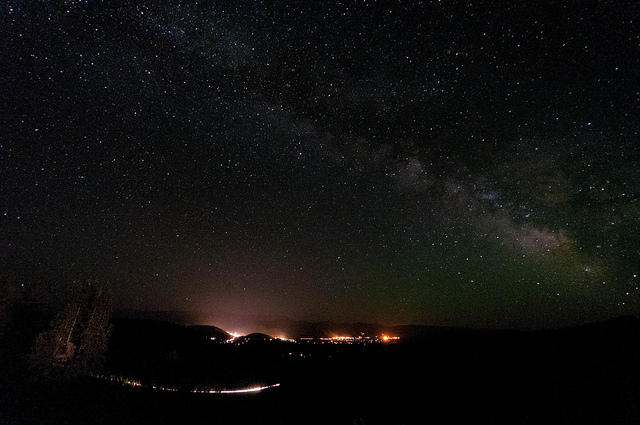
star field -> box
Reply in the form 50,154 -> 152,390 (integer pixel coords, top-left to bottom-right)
1,1 -> 639,328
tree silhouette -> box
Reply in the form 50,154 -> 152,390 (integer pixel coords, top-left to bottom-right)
29,280 -> 112,379
0,272 -> 18,338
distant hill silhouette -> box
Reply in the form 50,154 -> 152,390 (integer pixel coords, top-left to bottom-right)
106,318 -> 285,390
114,309 -> 640,340
107,318 -> 209,381
188,325 -> 231,341
234,332 -> 273,343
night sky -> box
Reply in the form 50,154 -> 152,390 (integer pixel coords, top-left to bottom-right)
1,0 -> 639,329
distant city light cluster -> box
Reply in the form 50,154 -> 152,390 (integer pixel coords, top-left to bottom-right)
381,335 -> 400,342
299,335 -> 399,344
206,333 -> 400,345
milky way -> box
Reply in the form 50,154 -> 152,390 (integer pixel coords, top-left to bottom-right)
1,1 -> 638,328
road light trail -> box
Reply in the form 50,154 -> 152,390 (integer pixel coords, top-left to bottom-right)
93,374 -> 280,394
193,383 -> 281,394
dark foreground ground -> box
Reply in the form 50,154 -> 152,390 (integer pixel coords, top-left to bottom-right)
1,316 -> 639,425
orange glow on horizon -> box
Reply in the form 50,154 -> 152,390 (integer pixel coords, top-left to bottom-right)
380,334 -> 399,343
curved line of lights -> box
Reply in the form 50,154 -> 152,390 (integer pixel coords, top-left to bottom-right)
192,383 -> 281,394
93,374 -> 280,394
